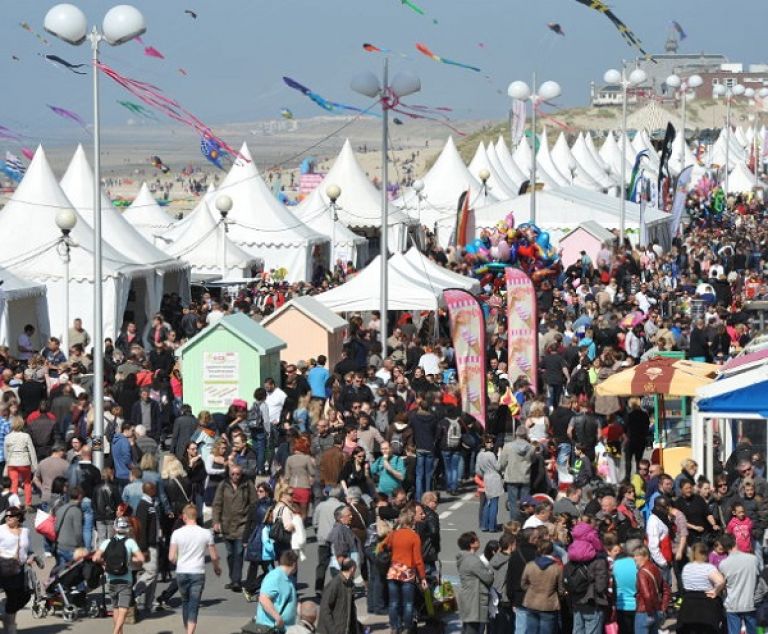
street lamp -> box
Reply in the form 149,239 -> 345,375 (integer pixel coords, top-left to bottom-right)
478,168 -> 491,199
508,76 -> 562,224
325,184 -> 341,273
55,209 -> 77,354
666,73 -> 703,172
604,66 -> 647,245
713,82 -> 745,194
351,61 -> 420,346
45,3 -> 146,469
215,194 -> 233,280
412,179 -> 426,248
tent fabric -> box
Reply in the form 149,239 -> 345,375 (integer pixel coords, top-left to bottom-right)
467,142 -> 516,199
571,133 -> 616,190
513,137 -> 559,188
697,380 -> 768,417
123,182 -> 176,239
313,254 -> 442,312
599,132 -> 633,182
728,161 -> 758,193
402,247 -> 480,294
487,142 -> 522,192
585,132 -> 612,173
626,101 -> 683,133
536,129 -> 571,187
595,357 -> 718,397
494,136 -> 529,189
0,268 -> 49,347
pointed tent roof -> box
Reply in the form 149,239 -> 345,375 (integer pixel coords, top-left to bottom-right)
631,129 -> 661,169
320,139 -> 411,228
486,142 -> 521,192
402,247 -> 480,294
494,136 -> 528,187
0,146 -> 133,281
292,186 -> 368,249
513,136 -> 558,188
585,132 -> 611,172
553,133 -> 602,191
219,143 -> 327,247
167,185 -> 218,238
123,182 -> 175,237
734,126 -> 748,149
467,142 -> 516,199
536,129 -> 570,186
727,161 -> 758,193
570,133 -> 616,189
60,145 -> 184,272
626,101 -> 683,133
669,132 -> 697,173
599,132 -> 632,182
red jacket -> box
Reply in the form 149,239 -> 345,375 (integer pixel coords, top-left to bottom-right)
635,561 -> 670,614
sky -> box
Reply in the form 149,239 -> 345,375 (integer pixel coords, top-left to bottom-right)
1,0 -> 766,144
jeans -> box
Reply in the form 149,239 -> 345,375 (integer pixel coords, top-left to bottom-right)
546,384 -> 563,410
315,543 -> 331,594
490,604 -> 514,634
415,452 -> 435,502
442,451 -> 461,493
366,545 -> 387,614
462,623 -> 485,634
573,608 -> 604,634
526,609 -> 557,634
133,546 -> 158,610
387,579 -> 415,631
224,538 -> 244,585
244,561 -> 273,595
56,548 -> 74,568
506,483 -> 530,522
726,611 -> 757,634
515,606 -> 528,633
556,442 -> 571,468
177,573 -> 205,627
252,431 -> 267,475
81,497 -> 94,550
481,496 -> 499,531
96,520 -> 114,543
634,611 -> 663,634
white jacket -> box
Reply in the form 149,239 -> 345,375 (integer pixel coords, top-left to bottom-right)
646,513 -> 669,568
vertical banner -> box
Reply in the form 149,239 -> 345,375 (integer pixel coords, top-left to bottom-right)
505,268 -> 538,392
669,165 -> 693,241
444,289 -> 486,427
657,122 -> 676,207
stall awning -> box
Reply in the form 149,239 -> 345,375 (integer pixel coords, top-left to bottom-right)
697,380 -> 768,417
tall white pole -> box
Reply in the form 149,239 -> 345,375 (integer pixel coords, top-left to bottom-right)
221,220 -> 228,279
91,29 -> 105,470
530,72 -> 537,225
330,202 -> 336,274
725,97 -> 731,195
681,88 -> 687,171
619,72 -> 628,246
380,57 -> 389,346
62,242 -> 70,354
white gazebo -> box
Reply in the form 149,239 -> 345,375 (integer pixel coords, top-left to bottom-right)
122,182 -> 176,242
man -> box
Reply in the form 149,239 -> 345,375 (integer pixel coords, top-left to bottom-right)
170,405 -> 198,461
94,517 -> 145,634
319,434 -> 346,488
523,500 -> 553,529
408,393 -> 439,502
370,441 -> 406,496
550,395 -> 577,468
489,533 -> 515,634
131,388 -> 161,442
633,545 -> 671,634
169,505 -> 221,634
498,426 -> 534,521
553,485 -> 582,518
645,474 -> 674,524
307,355 -> 330,401
674,480 -> 718,545
17,324 -> 35,365
134,482 -> 159,616
26,399 -> 57,460
569,400 -> 599,463
19,370 -> 46,419
134,424 -> 158,458
247,388 -> 271,475
73,445 -> 100,550
112,423 -> 135,492
540,344 -> 569,410
33,442 -> 68,509
42,337 -> 67,377
340,372 -> 374,413
731,460 -> 768,499
254,551 -> 299,630
317,558 -> 357,634
312,487 -> 345,595
264,377 -> 287,428
212,465 -> 254,593
121,467 -> 145,513
417,492 -> 441,578
720,533 -> 760,634
327,506 -> 359,575
68,318 -> 91,349
149,341 -> 174,375
54,486 -> 84,566
287,601 -> 318,634
457,531 -> 494,634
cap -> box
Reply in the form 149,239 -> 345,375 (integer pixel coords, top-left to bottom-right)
515,426 -> 528,438
231,398 -> 248,410
520,496 -> 537,507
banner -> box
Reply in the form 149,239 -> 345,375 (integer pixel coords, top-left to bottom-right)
454,190 -> 472,248
444,289 -> 486,427
505,268 -> 538,392
510,99 -> 526,146
627,150 -> 648,201
669,165 -> 693,241
657,122 -> 676,205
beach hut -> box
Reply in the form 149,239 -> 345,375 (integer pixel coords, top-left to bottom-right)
175,313 -> 285,413
261,295 -> 348,367
558,221 -> 615,268
0,268 -> 49,348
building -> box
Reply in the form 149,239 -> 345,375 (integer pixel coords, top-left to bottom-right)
558,220 -> 615,268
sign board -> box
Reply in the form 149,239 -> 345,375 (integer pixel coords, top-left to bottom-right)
299,173 -> 325,195
202,351 -> 239,408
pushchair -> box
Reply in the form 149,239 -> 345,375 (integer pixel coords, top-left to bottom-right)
30,554 -> 107,622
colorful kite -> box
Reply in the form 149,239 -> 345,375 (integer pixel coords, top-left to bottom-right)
21,148 -> 34,161
45,54 -> 87,75
0,125 -> 23,142
11,56 -> 20,62
282,76 -> 373,115
184,9 -> 198,19
671,21 -> 687,40
19,22 -> 49,45
151,155 -> 170,173
117,100 -> 158,120
547,22 -> 565,36
280,109 -> 294,120
200,134 -> 227,169
48,104 -> 87,129
573,0 -> 649,58
3,152 -> 25,182
393,117 -> 404,125
178,68 -> 188,76
144,46 -> 165,59
362,43 -> 407,57
415,43 -> 481,73
398,0 -> 425,15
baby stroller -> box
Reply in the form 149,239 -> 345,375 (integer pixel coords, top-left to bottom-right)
30,554 -> 107,622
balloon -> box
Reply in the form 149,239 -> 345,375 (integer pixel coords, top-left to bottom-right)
536,231 -> 551,248
465,243 -> 478,255
497,240 -> 510,261
504,212 -> 515,228
486,262 -> 508,270
490,246 -> 499,259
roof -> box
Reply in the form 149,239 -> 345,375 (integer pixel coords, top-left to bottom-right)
176,312 -> 286,357
562,220 -> 615,244
123,182 -> 176,232
696,365 -> 768,417
626,101 -> 684,133
261,295 -> 348,332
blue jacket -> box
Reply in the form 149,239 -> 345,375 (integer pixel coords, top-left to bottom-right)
111,432 -> 133,480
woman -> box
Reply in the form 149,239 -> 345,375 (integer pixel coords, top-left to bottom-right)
4,416 -> 37,506
710,475 -> 737,530
674,459 -> 699,497
677,543 -> 725,633
0,507 -> 33,632
283,436 -> 314,519
161,454 -> 193,520
170,367 -> 183,417
339,446 -> 370,494
182,441 -> 206,519
114,372 -> 139,418
525,401 -> 549,445
204,437 -> 229,507
242,482 -> 275,601
521,540 -> 564,634
193,411 -> 216,463
374,398 -> 393,435
383,508 -> 428,634
269,483 -> 298,561
475,435 -> 503,532
625,397 -> 651,481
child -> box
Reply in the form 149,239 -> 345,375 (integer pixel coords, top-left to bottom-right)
727,502 -> 754,553
708,536 -> 729,569
0,476 -> 21,518
570,444 -> 594,488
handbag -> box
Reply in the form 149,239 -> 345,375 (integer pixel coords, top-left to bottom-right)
374,541 -> 392,573
34,509 -> 57,542
268,507 -> 291,549
0,534 -> 21,576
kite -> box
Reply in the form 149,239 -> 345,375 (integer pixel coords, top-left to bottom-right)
0,125 -> 23,142
573,0 -> 649,58
393,118 -> 404,125
45,54 -> 87,75
178,68 -> 188,76
19,22 -> 49,45
11,56 -> 20,62
21,148 -> 34,161
117,100 -> 158,120
671,21 -> 687,40
547,23 -> 565,36
144,46 -> 165,60
48,104 -> 87,129
201,134 -> 227,169
362,43 -> 407,57
184,9 -> 198,19
280,109 -> 294,120
151,155 -> 170,173
282,76 -> 373,115
415,43 -> 481,73
3,152 -> 25,181
399,0 -> 425,15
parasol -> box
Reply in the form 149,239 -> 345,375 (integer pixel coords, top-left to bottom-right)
595,357 -> 718,397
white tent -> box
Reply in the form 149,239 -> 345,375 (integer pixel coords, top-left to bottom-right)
164,198 -> 261,280
401,247 -> 480,294
313,254 -> 442,312
571,133 -> 616,190
122,182 -> 176,242
552,133 -> 603,191
585,132 -> 611,173
60,145 -> 191,320
0,146 -> 139,339
631,129 -> 661,170
599,132 -> 632,182
728,161 -> 758,193
669,132 -> 697,174
494,136 -> 529,190
536,129 -> 571,186
291,186 -> 368,266
735,126 -> 749,149
467,142 -> 516,199
218,143 -> 329,283
487,141 -> 522,192
0,268 -> 49,349
513,137 -> 559,188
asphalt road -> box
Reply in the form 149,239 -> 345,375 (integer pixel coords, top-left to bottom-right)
12,487 -> 483,634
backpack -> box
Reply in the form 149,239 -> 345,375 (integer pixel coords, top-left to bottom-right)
446,418 -> 461,449
247,403 -> 265,433
390,431 -> 405,456
103,536 -> 129,576
564,561 -> 592,604
245,523 -> 265,563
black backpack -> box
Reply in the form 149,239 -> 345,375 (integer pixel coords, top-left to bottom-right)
564,561 -> 592,604
103,537 -> 128,576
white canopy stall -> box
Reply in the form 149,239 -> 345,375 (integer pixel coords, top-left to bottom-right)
122,182 -> 176,243
0,268 -> 49,349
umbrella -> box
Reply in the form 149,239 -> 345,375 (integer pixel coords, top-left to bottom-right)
595,357 -> 718,397
620,311 -> 646,329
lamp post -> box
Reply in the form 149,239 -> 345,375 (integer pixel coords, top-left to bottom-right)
604,66 -> 647,245
326,184 -> 341,273
351,61 -> 421,346
666,73 -> 703,172
45,3 -> 146,470
478,168 -> 490,200
713,82 -> 745,194
508,76 -> 562,225
412,179 -> 425,249
215,194 -> 233,280
55,209 -> 77,354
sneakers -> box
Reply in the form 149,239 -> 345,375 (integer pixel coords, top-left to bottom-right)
242,588 -> 257,603
154,598 -> 167,612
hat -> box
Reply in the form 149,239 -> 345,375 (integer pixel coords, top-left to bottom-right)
231,398 -> 248,410
520,496 -> 537,507
515,426 -> 528,438
4,506 -> 23,519
114,517 -> 131,535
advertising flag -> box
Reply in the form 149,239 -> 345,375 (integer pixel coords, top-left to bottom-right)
505,268 -> 538,392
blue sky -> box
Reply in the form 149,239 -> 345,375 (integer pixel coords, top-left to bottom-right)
2,0 -> 766,140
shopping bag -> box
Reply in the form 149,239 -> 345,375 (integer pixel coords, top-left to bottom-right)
34,509 -> 56,541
